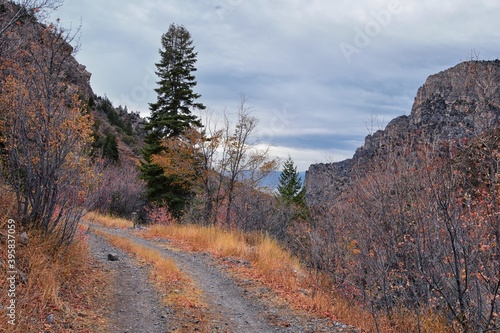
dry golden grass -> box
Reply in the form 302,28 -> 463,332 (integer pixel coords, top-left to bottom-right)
0,200 -> 111,332
93,229 -> 215,332
85,211 -> 133,229
93,229 -> 205,311
140,223 -> 449,333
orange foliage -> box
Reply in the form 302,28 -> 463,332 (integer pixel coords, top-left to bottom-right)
151,128 -> 204,189
0,223 -> 110,332
138,223 -> 447,332
0,24 -> 95,242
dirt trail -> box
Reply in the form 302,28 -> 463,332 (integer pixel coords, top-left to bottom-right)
144,242 -> 273,332
88,224 -> 358,333
87,232 -> 167,333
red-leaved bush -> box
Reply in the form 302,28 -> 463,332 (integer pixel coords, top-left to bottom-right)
145,203 -> 177,225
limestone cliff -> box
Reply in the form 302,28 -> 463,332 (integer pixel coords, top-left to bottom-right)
304,60 -> 500,206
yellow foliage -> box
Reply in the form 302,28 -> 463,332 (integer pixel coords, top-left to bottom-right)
85,211 -> 133,229
151,128 -> 204,189
0,28 -> 95,237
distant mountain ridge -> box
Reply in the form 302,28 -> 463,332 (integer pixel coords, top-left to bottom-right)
304,60 -> 500,206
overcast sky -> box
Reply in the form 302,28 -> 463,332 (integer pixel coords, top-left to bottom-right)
50,0 -> 500,171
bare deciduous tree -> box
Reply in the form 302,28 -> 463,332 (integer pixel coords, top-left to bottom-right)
152,96 -> 279,228
93,161 -> 146,218
306,133 -> 500,332
0,0 -> 63,54
0,22 -> 94,244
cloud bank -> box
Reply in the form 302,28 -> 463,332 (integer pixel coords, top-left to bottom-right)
53,0 -> 500,170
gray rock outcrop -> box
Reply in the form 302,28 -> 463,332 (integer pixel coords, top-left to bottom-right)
305,60 -> 500,206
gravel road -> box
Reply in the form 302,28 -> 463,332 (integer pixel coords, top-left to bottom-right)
88,224 -> 359,333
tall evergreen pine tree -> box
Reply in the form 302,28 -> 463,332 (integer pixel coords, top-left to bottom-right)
141,23 -> 205,216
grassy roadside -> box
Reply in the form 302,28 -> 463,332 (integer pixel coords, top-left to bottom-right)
87,211 -> 447,332
85,211 -> 133,229
140,223 -> 448,333
0,190 -> 112,333
92,228 -> 213,332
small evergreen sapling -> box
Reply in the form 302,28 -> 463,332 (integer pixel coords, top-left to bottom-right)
277,156 -> 308,219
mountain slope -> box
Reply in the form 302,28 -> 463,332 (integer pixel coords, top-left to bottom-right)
305,60 -> 500,206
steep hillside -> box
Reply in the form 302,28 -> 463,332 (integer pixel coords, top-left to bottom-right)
90,95 -> 146,164
303,60 -> 500,332
0,1 -> 93,95
305,60 -> 500,205
0,1 -> 146,165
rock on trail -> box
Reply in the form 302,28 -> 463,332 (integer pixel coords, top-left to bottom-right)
88,224 -> 359,333
87,233 -> 167,333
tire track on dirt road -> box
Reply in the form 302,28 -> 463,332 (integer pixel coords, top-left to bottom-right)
90,224 -> 274,332
87,232 -> 167,333
88,224 -> 359,333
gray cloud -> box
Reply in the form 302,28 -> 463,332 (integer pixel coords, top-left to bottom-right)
52,0 -> 500,170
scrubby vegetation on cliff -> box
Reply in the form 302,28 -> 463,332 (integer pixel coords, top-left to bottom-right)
304,61 -> 500,332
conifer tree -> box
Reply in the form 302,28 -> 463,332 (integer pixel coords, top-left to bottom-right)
141,23 -> 205,216
277,156 -> 304,203
102,133 -> 119,163
277,156 -> 308,217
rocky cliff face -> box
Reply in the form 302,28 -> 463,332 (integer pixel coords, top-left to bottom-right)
0,1 -> 93,97
0,2 -> 147,162
304,60 -> 500,206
